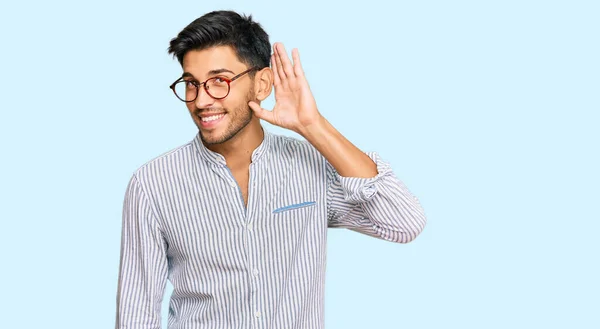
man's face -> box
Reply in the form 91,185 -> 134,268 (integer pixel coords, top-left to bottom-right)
182,46 -> 256,145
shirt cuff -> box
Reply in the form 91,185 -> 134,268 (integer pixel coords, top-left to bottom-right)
334,151 -> 393,203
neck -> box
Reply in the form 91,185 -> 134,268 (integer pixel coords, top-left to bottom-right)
204,118 -> 264,168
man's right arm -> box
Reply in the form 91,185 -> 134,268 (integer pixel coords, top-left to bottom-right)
115,174 -> 169,329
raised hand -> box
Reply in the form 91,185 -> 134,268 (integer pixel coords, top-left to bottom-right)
248,42 -> 322,136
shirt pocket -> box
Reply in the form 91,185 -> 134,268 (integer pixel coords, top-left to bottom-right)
272,201 -> 317,214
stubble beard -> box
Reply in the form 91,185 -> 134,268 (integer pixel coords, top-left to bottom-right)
199,89 -> 255,146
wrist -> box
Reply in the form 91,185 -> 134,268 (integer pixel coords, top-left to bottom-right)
298,114 -> 330,142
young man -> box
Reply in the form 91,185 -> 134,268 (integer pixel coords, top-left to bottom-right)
115,10 -> 426,329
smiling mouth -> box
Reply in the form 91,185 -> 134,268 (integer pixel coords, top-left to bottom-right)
200,113 -> 226,122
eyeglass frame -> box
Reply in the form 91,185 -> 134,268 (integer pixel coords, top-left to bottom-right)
169,66 -> 261,102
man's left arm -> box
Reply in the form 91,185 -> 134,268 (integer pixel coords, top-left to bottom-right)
247,42 -> 426,243
303,115 -> 427,243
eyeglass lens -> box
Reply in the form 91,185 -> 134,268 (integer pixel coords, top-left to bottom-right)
173,77 -> 229,101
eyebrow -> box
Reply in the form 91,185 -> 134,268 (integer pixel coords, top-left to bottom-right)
182,68 -> 236,80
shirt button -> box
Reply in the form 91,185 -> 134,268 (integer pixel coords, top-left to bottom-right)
255,311 -> 261,318
253,268 -> 259,276
247,223 -> 253,231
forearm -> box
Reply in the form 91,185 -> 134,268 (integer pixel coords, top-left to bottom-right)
359,172 -> 427,242
300,115 -> 377,178
326,149 -> 427,243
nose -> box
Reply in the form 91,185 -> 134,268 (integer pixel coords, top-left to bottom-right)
194,85 -> 215,109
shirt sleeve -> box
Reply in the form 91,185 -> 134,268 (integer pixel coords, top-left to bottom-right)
115,174 -> 169,329
326,151 -> 427,243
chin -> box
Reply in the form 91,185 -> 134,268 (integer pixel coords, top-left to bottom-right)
199,131 -> 225,145
199,127 -> 237,145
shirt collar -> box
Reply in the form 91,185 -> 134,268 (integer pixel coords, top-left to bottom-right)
192,127 -> 273,167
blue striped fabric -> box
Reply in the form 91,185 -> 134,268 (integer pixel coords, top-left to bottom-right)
115,128 -> 427,329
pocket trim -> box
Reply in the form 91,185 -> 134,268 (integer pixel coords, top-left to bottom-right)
272,201 -> 317,214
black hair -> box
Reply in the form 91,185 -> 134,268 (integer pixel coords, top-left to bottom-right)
167,10 -> 270,73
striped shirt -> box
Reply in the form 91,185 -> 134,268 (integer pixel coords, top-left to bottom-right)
115,128 -> 426,329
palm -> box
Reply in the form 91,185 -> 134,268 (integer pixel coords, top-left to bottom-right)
271,76 -> 318,128
249,43 -> 321,134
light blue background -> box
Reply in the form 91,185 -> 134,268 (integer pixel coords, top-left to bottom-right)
1,0 -> 598,328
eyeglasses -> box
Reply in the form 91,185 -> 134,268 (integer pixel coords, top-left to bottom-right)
169,67 -> 260,102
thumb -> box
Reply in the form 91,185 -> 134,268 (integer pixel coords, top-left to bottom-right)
249,101 -> 275,124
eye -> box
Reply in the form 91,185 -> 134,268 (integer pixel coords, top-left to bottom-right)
184,80 -> 198,87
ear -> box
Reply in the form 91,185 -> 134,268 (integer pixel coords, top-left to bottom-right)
253,67 -> 274,101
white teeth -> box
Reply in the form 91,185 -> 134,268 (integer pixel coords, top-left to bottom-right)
201,114 -> 225,122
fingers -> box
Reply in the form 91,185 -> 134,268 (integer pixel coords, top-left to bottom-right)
271,54 -> 281,87
273,44 -> 287,83
274,43 -> 295,79
271,42 -> 305,88
291,48 -> 304,77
